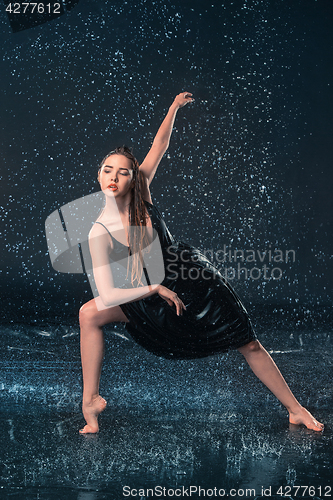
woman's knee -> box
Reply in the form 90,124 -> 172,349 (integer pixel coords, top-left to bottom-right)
79,301 -> 98,326
79,300 -> 127,327
237,339 -> 262,356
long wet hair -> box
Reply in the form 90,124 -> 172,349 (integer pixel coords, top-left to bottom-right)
98,146 -> 151,287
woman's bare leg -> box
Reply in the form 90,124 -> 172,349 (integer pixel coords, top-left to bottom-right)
237,340 -> 324,431
79,297 -> 128,434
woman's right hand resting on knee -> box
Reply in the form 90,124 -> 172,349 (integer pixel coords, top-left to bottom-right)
156,285 -> 186,316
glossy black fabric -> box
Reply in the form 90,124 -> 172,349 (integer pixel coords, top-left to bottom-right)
116,201 -> 257,360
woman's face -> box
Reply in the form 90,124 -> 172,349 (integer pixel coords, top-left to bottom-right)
98,154 -> 134,199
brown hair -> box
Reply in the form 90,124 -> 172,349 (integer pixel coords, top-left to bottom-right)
99,146 -> 151,287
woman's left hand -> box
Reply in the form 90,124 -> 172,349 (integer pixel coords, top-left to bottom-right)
173,92 -> 194,109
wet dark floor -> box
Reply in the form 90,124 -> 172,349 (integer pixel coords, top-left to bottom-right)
0,308 -> 332,500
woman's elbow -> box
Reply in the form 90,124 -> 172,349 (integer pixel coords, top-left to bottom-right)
153,137 -> 169,150
99,291 -> 115,308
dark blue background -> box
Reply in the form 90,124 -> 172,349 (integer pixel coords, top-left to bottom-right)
0,3 -> 332,498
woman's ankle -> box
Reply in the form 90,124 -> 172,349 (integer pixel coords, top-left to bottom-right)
82,394 -> 100,406
287,403 -> 303,415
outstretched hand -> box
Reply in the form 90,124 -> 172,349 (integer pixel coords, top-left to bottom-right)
157,285 -> 186,316
173,92 -> 194,109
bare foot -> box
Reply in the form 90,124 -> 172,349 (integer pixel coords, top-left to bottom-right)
79,396 -> 107,434
289,406 -> 324,432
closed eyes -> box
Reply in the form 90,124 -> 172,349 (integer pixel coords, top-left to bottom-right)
104,168 -> 129,176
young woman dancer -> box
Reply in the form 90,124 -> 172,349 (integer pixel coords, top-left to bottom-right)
79,92 -> 323,434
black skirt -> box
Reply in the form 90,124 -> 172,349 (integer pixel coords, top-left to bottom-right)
117,201 -> 256,360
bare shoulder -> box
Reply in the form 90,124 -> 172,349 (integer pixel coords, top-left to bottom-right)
88,223 -> 113,250
89,222 -> 107,238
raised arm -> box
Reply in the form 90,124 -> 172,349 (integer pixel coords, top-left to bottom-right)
139,92 -> 194,184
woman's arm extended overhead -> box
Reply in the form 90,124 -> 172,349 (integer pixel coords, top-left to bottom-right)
139,91 -> 194,185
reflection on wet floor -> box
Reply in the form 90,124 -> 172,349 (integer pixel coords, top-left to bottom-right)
1,409 -> 332,500
0,312 -> 332,499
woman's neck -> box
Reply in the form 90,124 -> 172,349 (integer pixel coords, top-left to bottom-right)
102,192 -> 131,220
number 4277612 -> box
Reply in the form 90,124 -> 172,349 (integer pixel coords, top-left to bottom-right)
5,3 -> 61,14
276,485 -> 331,497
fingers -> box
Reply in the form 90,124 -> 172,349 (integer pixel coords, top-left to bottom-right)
166,296 -> 183,316
183,92 -> 194,103
176,92 -> 194,107
173,295 -> 186,316
158,286 -> 186,316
